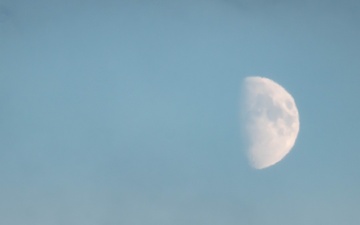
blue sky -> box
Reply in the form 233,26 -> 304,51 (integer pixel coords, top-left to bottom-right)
1,0 -> 360,224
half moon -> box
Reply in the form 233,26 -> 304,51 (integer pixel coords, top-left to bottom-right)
241,76 -> 300,169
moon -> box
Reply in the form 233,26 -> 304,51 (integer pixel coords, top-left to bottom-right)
241,76 -> 300,169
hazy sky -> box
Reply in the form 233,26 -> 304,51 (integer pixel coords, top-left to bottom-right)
1,0 -> 360,224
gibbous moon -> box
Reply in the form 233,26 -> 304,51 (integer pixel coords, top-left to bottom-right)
241,76 -> 300,169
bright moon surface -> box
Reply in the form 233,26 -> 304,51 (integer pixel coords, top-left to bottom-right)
242,76 -> 300,169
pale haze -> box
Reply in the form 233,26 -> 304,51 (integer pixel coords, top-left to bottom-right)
1,0 -> 360,224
